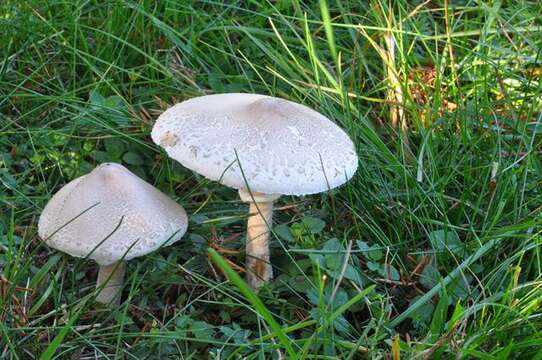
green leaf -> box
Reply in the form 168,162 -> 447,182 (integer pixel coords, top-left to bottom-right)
189,233 -> 207,251
191,214 -> 209,224
92,150 -> 110,163
367,261 -> 380,272
114,312 -> 134,325
327,264 -> 366,284
220,323 -> 250,344
122,152 -> 144,166
379,264 -> 400,281
390,239 -> 497,327
429,229 -> 465,256
308,253 -> 325,267
175,315 -> 191,330
0,169 -> 17,188
323,238 -> 344,271
357,240 -> 370,252
327,285 -> 375,324
286,258 -> 312,275
301,216 -> 326,234
103,96 -> 130,125
290,223 -> 305,239
306,288 -> 320,306
357,240 -> 383,261
288,274 -> 312,292
102,95 -> 123,109
208,74 -> 224,92
450,275 -> 473,301
307,286 -> 347,310
89,89 -> 104,106
191,321 -> 215,341
275,223 -> 295,242
408,295 -> 434,324
420,264 -> 441,289
104,138 -> 125,158
331,288 -> 348,309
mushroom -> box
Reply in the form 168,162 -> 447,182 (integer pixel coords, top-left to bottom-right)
151,93 -> 358,290
38,163 -> 188,306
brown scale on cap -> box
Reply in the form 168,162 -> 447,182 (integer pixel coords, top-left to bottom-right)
159,131 -> 178,147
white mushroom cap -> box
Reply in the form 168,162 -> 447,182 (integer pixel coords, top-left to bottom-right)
151,93 -> 358,195
38,163 -> 188,265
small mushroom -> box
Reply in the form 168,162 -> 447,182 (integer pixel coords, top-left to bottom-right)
38,163 -> 188,306
151,93 -> 358,290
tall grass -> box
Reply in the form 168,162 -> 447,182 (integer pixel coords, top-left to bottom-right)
1,0 -> 542,358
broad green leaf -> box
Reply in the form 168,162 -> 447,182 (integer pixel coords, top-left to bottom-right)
275,223 -> 295,242
89,89 -> 104,106
189,234 -> 206,251
367,261 -> 380,272
123,152 -> 144,166
420,264 -> 441,289
379,264 -> 400,281
323,238 -> 344,270
191,321 -> 215,341
301,216 -> 326,234
104,138 -> 125,158
429,229 -> 465,257
114,311 -> 134,325
357,240 -> 383,261
408,295 -> 434,324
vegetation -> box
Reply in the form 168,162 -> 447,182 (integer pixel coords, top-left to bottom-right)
1,0 -> 542,358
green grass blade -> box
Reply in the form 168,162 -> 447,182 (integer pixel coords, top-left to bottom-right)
208,248 -> 298,359
38,302 -> 86,360
327,285 -> 375,325
319,0 -> 338,65
390,239 -> 499,327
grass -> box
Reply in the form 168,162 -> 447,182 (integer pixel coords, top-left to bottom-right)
1,0 -> 542,358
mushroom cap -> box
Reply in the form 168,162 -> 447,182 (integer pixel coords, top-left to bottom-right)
151,93 -> 358,195
38,163 -> 188,265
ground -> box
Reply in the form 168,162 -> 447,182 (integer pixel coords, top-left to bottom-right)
1,0 -> 542,359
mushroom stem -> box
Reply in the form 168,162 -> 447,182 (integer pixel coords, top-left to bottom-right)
96,261 -> 126,306
239,190 -> 280,291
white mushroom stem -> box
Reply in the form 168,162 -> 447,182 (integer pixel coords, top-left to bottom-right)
96,262 -> 126,306
239,190 -> 280,291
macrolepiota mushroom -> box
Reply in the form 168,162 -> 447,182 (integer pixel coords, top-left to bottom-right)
38,163 -> 188,306
151,93 -> 358,290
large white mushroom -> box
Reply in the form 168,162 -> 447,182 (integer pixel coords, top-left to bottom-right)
151,93 -> 358,290
38,163 -> 188,306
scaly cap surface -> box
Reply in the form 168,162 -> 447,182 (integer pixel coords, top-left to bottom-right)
151,93 -> 358,195
38,163 -> 188,265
